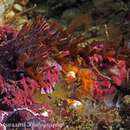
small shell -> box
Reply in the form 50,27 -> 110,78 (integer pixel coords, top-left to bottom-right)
41,111 -> 48,117
66,99 -> 83,109
13,4 -> 23,12
5,10 -> 15,20
66,71 -> 76,78
72,100 -> 82,108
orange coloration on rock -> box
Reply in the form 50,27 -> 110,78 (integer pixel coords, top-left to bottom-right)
63,64 -> 79,73
76,69 -> 94,97
63,64 -> 94,97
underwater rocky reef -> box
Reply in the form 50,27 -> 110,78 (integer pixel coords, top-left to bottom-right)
0,0 -> 130,130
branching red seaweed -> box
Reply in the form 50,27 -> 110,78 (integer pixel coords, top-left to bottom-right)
0,15 -> 130,129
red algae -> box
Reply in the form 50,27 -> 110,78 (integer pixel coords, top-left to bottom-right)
0,16 -> 129,129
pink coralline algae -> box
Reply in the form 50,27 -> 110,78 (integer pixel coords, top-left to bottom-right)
0,15 -> 130,129
0,26 -> 17,44
0,76 -> 39,109
87,42 -> 128,102
41,62 -> 61,94
92,60 -> 127,100
0,61 -> 61,110
109,60 -> 127,86
0,17 -> 63,110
